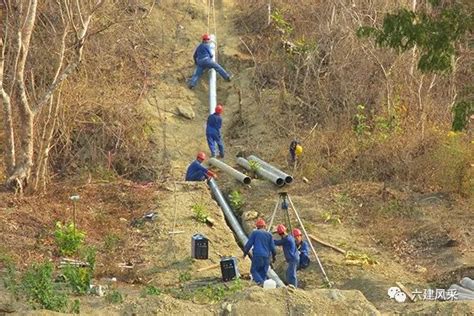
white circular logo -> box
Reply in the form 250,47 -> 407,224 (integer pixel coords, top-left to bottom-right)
394,291 -> 407,303
388,286 -> 400,299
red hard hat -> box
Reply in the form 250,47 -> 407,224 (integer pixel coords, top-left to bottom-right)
292,228 -> 302,237
276,224 -> 287,235
256,218 -> 266,228
202,34 -> 211,41
197,152 -> 206,161
215,104 -> 223,114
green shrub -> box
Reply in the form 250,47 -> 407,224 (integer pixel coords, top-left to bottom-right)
105,289 -> 123,304
62,265 -> 92,294
178,271 -> 192,283
54,222 -> 85,256
142,285 -> 162,296
20,262 -> 68,312
228,190 -> 245,214
194,278 -> 243,303
191,203 -> 208,223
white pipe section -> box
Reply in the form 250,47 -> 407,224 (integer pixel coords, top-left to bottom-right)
209,158 -> 251,185
207,178 -> 285,287
209,34 -> 217,115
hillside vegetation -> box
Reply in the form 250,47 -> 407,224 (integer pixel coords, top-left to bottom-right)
0,0 -> 472,315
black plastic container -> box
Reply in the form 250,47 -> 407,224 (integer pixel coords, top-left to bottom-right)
220,256 -> 240,281
191,233 -> 208,259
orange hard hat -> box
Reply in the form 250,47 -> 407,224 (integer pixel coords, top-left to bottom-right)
197,152 -> 206,161
256,218 -> 266,228
292,228 -> 302,237
276,224 -> 287,235
215,104 -> 223,114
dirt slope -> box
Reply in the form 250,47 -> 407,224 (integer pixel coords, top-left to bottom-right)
1,0 -> 473,315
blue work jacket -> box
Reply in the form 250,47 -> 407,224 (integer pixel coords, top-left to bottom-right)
193,43 -> 213,63
206,113 -> 222,136
274,235 -> 300,263
244,229 -> 276,258
185,160 -> 208,181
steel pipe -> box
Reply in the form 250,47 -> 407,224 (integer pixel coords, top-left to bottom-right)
209,158 -> 251,185
236,157 -> 284,187
248,155 -> 293,184
209,34 -> 217,115
207,178 -> 284,287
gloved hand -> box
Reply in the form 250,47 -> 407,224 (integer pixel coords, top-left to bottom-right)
272,254 -> 276,263
206,170 -> 217,179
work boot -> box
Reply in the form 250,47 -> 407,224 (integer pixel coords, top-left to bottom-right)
218,154 -> 224,159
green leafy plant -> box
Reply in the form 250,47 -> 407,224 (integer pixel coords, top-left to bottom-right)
271,9 -> 293,35
228,190 -> 245,213
178,271 -> 192,283
20,262 -> 69,312
54,222 -> 85,256
192,203 -> 209,223
62,265 -> 92,294
105,289 -> 123,304
357,3 -> 472,73
142,285 -> 162,297
452,100 -> 473,132
248,160 -> 260,172
354,104 -> 371,137
194,278 -> 243,303
321,211 -> 342,225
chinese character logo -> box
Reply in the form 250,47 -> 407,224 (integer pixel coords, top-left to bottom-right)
388,287 -> 407,303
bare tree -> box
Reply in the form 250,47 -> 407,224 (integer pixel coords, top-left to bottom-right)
0,0 -> 102,192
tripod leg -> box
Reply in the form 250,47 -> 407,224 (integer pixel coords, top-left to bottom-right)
287,195 -> 332,286
267,197 -> 280,232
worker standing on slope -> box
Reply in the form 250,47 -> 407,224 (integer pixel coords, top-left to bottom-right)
274,224 -> 299,287
185,152 -> 216,181
243,219 -> 276,286
188,34 -> 232,89
206,104 -> 225,158
289,140 -> 303,164
292,228 -> 310,270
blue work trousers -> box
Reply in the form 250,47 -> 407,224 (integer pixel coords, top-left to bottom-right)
189,58 -> 230,88
206,133 -> 224,158
286,260 -> 299,287
250,255 -> 270,285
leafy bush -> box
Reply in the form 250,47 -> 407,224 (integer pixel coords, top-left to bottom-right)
105,289 -> 123,304
142,285 -> 162,296
62,265 -> 92,294
178,271 -> 192,283
228,190 -> 245,214
54,222 -> 85,256
20,262 -> 69,312
194,279 -> 243,303
192,203 -> 209,223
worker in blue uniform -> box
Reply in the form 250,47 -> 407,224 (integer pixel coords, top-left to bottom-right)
243,219 -> 276,285
188,34 -> 232,89
206,104 -> 224,158
274,224 -> 299,287
185,152 -> 216,181
292,228 -> 310,270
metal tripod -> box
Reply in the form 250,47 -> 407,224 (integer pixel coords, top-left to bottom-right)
267,192 -> 332,287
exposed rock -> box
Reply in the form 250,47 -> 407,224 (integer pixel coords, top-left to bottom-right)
176,105 -> 195,120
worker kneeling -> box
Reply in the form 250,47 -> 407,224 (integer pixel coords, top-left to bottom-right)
206,104 -> 224,158
274,224 -> 299,287
292,228 -> 310,270
185,152 -> 216,181
243,219 -> 276,286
